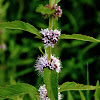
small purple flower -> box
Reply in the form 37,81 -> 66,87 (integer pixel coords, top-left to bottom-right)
40,28 -> 61,47
0,44 -> 6,50
38,84 -> 50,100
45,4 -> 62,20
35,54 -> 61,73
52,4 -> 62,18
38,84 -> 63,100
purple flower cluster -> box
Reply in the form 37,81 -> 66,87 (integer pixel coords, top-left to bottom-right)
35,54 -> 61,73
40,28 -> 61,47
52,4 -> 62,18
45,4 -> 62,20
38,84 -> 62,100
0,44 -> 6,50
34,2 -> 63,100
38,84 -> 50,100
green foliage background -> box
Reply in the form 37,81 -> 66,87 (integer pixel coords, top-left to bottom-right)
0,0 -> 100,99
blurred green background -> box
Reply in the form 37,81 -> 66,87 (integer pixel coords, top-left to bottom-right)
0,0 -> 100,99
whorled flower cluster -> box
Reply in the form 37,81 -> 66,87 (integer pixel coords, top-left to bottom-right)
35,2 -> 63,100
35,54 -> 61,73
38,84 -> 62,100
45,4 -> 62,20
0,44 -> 6,50
40,28 -> 61,47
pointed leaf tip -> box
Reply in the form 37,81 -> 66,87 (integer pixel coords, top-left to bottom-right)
60,34 -> 100,42
59,82 -> 97,92
0,21 -> 41,36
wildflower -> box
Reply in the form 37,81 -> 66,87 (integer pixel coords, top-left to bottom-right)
45,4 -> 62,20
38,84 -> 50,100
40,28 -> 61,47
38,84 -> 63,100
35,54 -> 61,73
0,44 -> 6,50
52,4 -> 62,18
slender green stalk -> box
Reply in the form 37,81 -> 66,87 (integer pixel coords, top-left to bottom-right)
49,0 -> 54,7
47,0 -> 54,61
48,17 -> 53,61
48,46 -> 51,61
49,17 -> 53,31
87,63 -> 90,100
45,47 -> 48,55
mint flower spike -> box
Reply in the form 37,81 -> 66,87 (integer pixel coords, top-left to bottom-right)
38,84 -> 63,100
45,4 -> 62,20
0,44 -> 6,50
40,28 -> 61,47
35,54 -> 61,74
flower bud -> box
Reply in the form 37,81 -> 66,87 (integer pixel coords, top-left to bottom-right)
44,4 -> 62,20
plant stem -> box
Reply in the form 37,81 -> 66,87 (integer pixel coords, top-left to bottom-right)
47,0 -> 54,61
48,17 -> 53,61
49,0 -> 53,7
49,17 -> 53,31
48,18 -> 53,60
48,46 -> 51,61
87,63 -> 90,100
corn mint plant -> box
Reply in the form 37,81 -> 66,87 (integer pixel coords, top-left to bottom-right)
0,0 -> 100,100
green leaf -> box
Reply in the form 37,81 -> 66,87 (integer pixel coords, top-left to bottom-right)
34,35 -> 41,39
1,2 -> 10,18
55,0 -> 61,4
0,83 -> 38,99
67,91 -> 74,100
0,21 -> 41,36
29,94 -> 40,100
38,46 -> 44,55
23,94 -> 39,100
36,4 -> 55,14
60,34 -> 100,42
43,68 -> 58,100
79,91 -> 86,100
59,82 -> 97,92
94,81 -> 100,100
